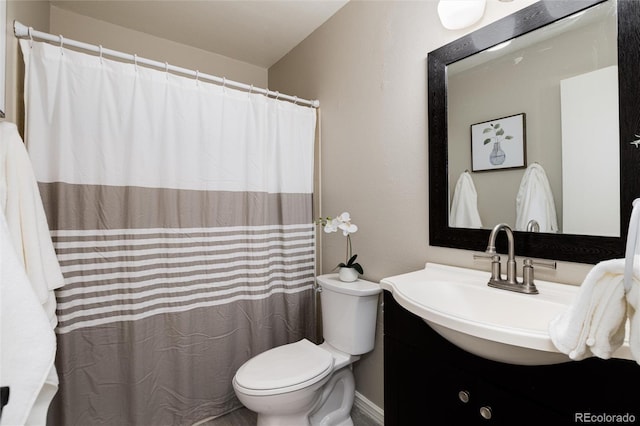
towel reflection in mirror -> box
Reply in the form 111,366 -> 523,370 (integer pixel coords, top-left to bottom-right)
449,163 -> 558,232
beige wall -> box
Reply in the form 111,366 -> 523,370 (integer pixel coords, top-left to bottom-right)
49,6 -> 267,88
4,3 -> 268,131
5,1 -> 50,128
269,0 -> 595,410
4,0 -> 602,415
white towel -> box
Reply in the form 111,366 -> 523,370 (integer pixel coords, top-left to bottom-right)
449,171 -> 482,228
0,211 -> 57,426
515,163 -> 558,232
624,199 -> 640,360
627,282 -> 640,362
549,198 -> 640,363
548,259 -> 631,361
0,122 -> 64,424
0,121 -> 64,326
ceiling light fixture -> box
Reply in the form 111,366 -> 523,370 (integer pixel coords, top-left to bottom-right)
437,0 -> 487,30
487,40 -> 512,51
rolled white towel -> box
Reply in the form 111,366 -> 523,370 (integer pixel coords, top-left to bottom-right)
586,272 -> 627,359
627,281 -> 640,363
549,259 -> 628,360
624,199 -> 640,363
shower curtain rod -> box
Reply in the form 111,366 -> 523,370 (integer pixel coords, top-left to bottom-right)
13,20 -> 320,108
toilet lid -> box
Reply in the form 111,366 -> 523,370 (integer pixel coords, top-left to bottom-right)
234,339 -> 333,394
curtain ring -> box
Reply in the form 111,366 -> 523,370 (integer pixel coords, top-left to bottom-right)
165,61 -> 169,79
59,35 -> 64,55
28,27 -> 33,48
293,96 -> 298,105
222,77 -> 226,90
249,84 -> 254,95
275,91 -> 280,100
133,54 -> 138,72
98,45 -> 103,64
195,70 -> 199,85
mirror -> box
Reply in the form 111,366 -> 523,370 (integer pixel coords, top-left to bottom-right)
428,0 -> 640,264
448,1 -> 617,236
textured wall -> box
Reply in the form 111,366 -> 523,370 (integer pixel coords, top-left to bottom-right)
49,6 -> 268,88
269,0 -> 594,410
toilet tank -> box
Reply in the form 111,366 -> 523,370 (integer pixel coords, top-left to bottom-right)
317,274 -> 381,355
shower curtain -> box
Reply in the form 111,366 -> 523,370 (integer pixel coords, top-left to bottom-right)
20,39 -> 317,425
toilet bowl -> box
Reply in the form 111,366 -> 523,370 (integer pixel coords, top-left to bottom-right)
232,274 -> 381,426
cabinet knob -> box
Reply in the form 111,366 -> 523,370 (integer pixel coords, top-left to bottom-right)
458,390 -> 470,403
479,406 -> 492,420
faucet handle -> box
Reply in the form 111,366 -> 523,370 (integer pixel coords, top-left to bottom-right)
524,258 -> 556,269
522,258 -> 556,291
473,253 -> 500,262
474,253 -> 501,281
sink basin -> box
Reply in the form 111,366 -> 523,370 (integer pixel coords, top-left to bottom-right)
380,263 -> 633,365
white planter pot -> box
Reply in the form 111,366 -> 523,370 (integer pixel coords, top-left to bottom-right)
338,267 -> 359,282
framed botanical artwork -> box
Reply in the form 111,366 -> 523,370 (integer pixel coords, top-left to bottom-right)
470,113 -> 526,172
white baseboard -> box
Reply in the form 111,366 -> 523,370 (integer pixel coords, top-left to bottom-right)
354,391 -> 384,425
192,416 -> 214,426
195,392 -> 384,425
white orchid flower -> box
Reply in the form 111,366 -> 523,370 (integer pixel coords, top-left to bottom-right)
339,222 -> 358,236
315,211 -> 363,276
324,218 -> 339,233
336,212 -> 358,236
337,212 -> 351,223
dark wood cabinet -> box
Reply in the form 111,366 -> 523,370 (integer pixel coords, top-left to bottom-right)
384,291 -> 640,425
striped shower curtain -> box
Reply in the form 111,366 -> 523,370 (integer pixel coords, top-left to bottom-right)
20,40 -> 317,425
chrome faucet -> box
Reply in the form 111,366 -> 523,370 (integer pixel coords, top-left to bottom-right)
474,223 -> 556,295
485,223 -> 518,286
526,219 -> 540,232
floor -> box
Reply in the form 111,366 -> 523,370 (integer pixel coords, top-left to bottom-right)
198,404 -> 380,426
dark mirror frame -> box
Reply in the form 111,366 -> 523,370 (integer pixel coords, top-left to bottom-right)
428,0 -> 640,264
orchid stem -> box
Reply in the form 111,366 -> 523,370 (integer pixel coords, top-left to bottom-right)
346,234 -> 352,263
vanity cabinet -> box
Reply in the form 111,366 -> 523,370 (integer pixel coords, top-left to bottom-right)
384,291 -> 640,425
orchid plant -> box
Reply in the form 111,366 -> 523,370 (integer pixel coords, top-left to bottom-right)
316,212 -> 364,274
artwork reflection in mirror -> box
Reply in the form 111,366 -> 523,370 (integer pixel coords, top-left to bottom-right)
447,1 -> 619,237
470,113 -> 526,172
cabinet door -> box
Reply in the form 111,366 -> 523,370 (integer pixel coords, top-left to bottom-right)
469,374 -> 564,425
385,334 -> 476,425
425,363 -> 565,425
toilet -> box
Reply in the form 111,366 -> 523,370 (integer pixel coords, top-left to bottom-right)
232,274 -> 381,426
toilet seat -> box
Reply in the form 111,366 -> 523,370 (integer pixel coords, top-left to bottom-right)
234,339 -> 334,396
